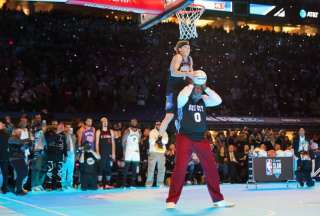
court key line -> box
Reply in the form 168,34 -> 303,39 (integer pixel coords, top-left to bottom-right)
0,196 -> 68,216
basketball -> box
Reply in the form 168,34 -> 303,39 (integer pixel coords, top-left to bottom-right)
192,70 -> 207,85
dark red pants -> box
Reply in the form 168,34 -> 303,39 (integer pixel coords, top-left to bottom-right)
166,133 -> 224,204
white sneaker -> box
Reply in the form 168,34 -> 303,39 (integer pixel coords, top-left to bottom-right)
213,200 -> 235,208
166,202 -> 176,209
32,186 -> 42,192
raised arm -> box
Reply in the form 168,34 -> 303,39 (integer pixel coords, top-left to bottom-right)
177,84 -> 194,108
162,131 -> 169,146
202,86 -> 222,107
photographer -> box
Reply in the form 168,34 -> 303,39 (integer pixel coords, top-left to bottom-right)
145,121 -> 168,187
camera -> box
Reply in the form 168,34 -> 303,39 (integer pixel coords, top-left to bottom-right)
156,136 -> 164,149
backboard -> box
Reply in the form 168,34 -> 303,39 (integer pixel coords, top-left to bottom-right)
139,0 -> 193,30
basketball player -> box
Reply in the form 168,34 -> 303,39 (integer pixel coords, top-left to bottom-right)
95,117 -> 115,189
122,119 -> 141,187
159,40 -> 194,135
77,118 -> 95,151
166,70 -> 235,209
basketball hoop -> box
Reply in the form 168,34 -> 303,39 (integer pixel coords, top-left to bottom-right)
176,4 -> 205,40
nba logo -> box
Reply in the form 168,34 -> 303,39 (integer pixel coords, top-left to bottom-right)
266,159 -> 273,176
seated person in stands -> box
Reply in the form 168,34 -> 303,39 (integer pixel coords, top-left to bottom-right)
165,143 -> 176,186
274,143 -> 285,157
186,153 -> 202,185
268,143 -> 283,157
253,143 -> 267,157
284,144 -> 294,157
267,149 -> 276,157
295,151 -> 315,187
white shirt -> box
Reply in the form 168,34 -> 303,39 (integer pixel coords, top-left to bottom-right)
34,130 -> 46,151
68,134 -> 74,152
20,128 -> 29,140
298,136 -> 309,152
229,152 -> 237,162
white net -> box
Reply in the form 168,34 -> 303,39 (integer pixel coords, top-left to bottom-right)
176,4 -> 205,40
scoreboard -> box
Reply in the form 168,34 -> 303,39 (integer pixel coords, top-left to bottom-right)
18,0 -> 320,24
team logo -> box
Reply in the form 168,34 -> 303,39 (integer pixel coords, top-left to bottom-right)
86,158 -> 95,165
266,159 -> 282,178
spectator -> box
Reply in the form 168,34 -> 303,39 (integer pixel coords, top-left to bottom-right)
295,151 -> 315,187
216,144 -> 228,182
61,123 -> 77,190
276,130 -> 289,150
0,121 -> 10,194
4,116 -> 14,135
122,119 -> 141,187
293,128 -> 309,157
31,121 -> 47,192
284,144 -> 295,157
44,123 -> 67,191
186,153 -> 202,185
139,128 -> 150,186
77,118 -> 95,150
239,144 -> 249,183
113,122 -> 125,186
79,141 -> 100,190
95,117 -> 115,189
8,128 -> 29,195
165,143 -> 176,186
275,143 -> 285,157
226,144 -> 240,183
145,121 -> 168,187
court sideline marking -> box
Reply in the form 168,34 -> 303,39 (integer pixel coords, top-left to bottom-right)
0,196 -> 68,216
